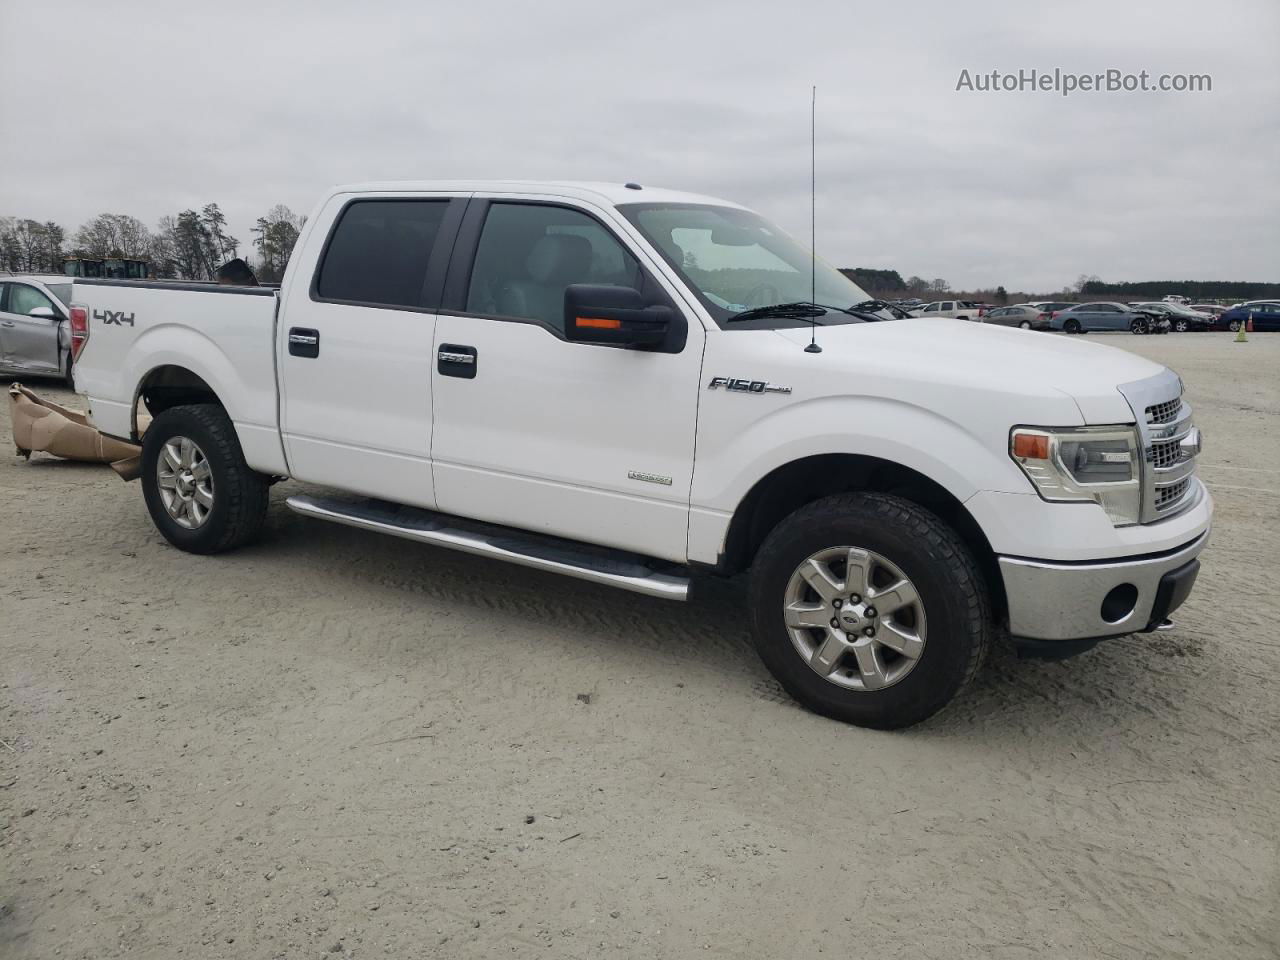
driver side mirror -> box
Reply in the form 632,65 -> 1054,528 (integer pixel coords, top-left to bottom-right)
28,307 -> 59,320
564,284 -> 673,348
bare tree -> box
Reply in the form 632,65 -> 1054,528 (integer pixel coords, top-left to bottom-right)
73,213 -> 152,259
201,203 -> 239,264
252,204 -> 305,282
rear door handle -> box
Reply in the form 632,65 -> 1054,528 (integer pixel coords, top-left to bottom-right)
288,327 -> 319,358
438,344 -> 477,379
0,320 -> 14,328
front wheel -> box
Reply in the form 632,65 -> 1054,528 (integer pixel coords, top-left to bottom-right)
1228,319 -> 1241,332
1018,320 -> 1032,329
141,404 -> 270,554
1130,318 -> 1149,335
1174,320 -> 1189,332
749,493 -> 992,729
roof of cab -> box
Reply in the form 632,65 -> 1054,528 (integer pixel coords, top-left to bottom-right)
326,180 -> 748,210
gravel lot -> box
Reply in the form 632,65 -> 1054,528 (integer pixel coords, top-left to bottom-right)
2,333 -> 1277,959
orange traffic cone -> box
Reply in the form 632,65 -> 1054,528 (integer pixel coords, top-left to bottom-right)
1247,315 -> 1255,333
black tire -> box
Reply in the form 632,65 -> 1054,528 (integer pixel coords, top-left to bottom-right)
1063,318 -> 1081,334
1130,318 -> 1148,335
141,404 -> 269,554
749,493 -> 993,730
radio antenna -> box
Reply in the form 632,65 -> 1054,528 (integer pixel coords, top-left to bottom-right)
805,84 -> 822,354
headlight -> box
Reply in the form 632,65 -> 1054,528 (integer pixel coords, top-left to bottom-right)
1010,425 -> 1141,526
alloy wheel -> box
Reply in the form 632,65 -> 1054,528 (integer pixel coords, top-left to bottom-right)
782,546 -> 928,692
156,436 -> 214,529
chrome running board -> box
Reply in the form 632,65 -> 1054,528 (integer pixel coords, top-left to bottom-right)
286,494 -> 690,601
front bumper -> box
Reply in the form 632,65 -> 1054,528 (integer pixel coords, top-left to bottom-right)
998,528 -> 1209,648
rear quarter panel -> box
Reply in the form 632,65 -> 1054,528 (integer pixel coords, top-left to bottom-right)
73,282 -> 287,474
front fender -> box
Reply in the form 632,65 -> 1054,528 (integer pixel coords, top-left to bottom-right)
686,394 -> 1063,565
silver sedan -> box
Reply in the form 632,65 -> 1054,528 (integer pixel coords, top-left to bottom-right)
982,304 -> 1051,330
0,275 -> 75,386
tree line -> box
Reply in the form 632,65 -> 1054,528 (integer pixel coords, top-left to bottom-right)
1080,278 -> 1279,300
0,203 -> 305,283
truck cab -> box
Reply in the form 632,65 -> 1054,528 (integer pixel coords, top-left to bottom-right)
69,181 -> 1212,729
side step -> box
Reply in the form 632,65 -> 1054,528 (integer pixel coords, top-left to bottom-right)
285,494 -> 690,601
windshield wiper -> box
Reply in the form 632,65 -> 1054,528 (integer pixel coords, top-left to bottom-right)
726,301 -> 856,324
851,299 -> 911,320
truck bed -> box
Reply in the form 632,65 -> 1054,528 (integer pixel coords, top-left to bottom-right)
71,277 -> 287,475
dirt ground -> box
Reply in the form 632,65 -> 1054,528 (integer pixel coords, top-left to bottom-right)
2,333 -> 1277,959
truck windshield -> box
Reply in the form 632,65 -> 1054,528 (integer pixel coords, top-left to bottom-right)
617,202 -> 869,329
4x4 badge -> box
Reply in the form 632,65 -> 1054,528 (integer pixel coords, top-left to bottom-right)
94,309 -> 135,327
707,377 -> 791,395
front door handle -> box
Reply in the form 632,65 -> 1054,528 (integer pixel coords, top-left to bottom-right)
288,327 -> 319,358
0,320 -> 15,328
438,343 -> 477,379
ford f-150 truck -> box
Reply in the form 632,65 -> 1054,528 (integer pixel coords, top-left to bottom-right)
68,180 -> 1211,729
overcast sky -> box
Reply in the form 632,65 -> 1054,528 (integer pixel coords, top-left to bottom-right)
2,0 -> 1276,291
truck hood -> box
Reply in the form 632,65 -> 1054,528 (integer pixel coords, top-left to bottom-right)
771,318 -> 1165,424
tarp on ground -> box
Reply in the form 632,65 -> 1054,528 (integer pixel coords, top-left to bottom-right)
8,383 -> 142,479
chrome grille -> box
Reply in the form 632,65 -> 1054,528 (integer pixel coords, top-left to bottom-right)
1119,370 -> 1200,524
1155,478 -> 1190,510
1151,438 -> 1180,469
1146,398 -> 1180,425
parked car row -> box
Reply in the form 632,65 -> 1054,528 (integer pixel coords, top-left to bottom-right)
900,297 -> 1278,336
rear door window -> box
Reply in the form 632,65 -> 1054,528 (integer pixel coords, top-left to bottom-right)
315,199 -> 450,308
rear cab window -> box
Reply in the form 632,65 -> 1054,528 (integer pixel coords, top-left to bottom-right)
314,199 -> 452,309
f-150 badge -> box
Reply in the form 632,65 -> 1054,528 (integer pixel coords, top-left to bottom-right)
707,377 -> 791,394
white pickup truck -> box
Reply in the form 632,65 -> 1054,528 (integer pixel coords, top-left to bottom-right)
914,300 -> 982,320
69,180 -> 1211,729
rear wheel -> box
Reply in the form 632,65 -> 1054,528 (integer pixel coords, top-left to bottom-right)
749,493 -> 992,729
1063,318 -> 1081,334
141,404 -> 269,554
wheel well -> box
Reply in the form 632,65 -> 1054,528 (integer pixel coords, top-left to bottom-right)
717,454 -> 1006,618
134,365 -> 222,438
